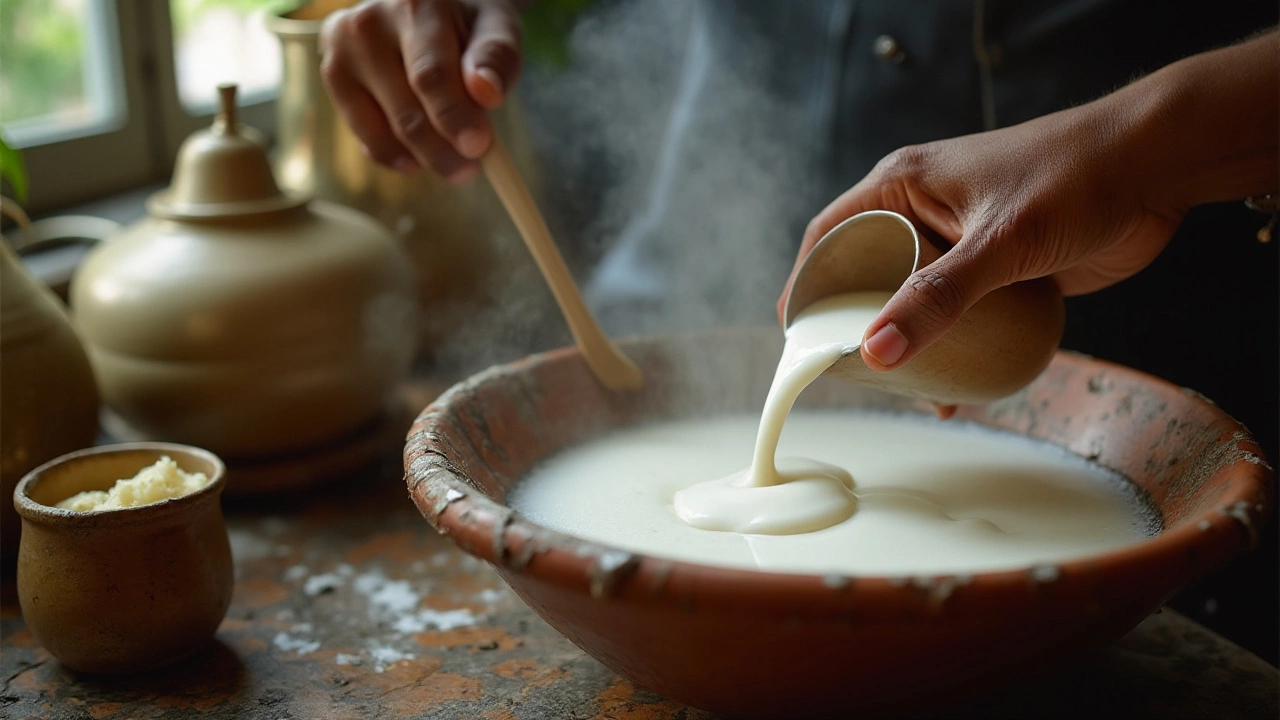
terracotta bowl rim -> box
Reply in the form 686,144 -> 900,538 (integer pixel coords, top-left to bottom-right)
14,441 -> 227,527
405,336 -> 1273,617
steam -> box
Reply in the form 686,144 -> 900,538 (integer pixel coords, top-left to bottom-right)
428,0 -> 823,378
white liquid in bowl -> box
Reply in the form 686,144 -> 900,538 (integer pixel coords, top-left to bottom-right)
509,412 -> 1158,576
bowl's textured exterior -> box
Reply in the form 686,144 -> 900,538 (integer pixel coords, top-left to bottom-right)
404,331 -> 1272,718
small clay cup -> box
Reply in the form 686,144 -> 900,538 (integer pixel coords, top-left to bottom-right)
784,210 -> 1065,405
14,443 -> 233,674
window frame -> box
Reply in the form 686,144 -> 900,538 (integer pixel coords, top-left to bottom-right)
8,0 -> 279,215
142,0 -> 278,167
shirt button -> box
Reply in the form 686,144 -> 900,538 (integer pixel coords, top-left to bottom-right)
872,35 -> 906,64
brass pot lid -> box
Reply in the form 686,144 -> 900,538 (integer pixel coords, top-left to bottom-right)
148,84 -> 307,221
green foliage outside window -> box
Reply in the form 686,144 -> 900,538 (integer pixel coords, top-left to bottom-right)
168,0 -> 598,67
0,0 -> 593,148
170,0 -> 297,36
0,0 -> 87,126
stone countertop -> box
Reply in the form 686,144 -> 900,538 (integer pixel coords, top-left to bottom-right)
2,398 -> 1277,720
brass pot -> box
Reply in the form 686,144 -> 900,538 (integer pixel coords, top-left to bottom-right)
1,200 -> 100,563
267,2 -> 535,352
71,86 -> 417,461
15,443 -> 232,674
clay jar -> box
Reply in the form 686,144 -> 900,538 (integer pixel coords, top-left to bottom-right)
71,85 -> 417,461
0,205 -> 100,563
14,443 -> 232,674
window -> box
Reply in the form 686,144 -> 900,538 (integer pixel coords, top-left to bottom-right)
171,0 -> 284,113
0,0 -> 126,147
1,0 -> 292,213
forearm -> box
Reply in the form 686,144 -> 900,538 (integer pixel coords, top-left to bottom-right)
1104,28 -> 1279,214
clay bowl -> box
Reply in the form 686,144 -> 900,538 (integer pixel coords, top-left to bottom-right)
14,443 -> 233,674
404,331 -> 1272,718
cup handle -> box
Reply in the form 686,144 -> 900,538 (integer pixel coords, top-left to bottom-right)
9,214 -> 120,253
0,195 -> 32,241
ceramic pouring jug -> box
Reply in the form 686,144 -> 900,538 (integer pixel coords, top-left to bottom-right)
71,85 -> 417,461
784,210 -> 1065,405
1,200 -> 100,563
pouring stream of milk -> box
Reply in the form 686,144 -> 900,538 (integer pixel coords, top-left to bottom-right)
673,291 -> 892,534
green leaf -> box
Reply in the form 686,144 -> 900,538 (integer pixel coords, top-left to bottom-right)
522,0 -> 596,69
0,131 -> 29,203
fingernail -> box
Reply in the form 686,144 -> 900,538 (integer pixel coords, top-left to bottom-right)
476,66 -> 504,96
456,128 -> 489,159
863,323 -> 908,368
447,163 -> 480,185
392,156 -> 420,175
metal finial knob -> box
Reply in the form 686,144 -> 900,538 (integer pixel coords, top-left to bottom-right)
217,84 -> 239,134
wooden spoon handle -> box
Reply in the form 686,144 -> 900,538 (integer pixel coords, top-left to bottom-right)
481,134 -> 644,390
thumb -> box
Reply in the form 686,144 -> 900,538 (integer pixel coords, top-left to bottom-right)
462,2 -> 522,109
860,241 -> 1010,372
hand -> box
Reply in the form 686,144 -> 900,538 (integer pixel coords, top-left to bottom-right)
779,102 -> 1181,375
319,0 -> 523,182
780,29 -> 1279,378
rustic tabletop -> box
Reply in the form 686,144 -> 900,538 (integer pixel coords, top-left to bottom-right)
2,385 -> 1277,720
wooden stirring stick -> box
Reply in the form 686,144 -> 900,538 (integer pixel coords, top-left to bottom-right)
480,134 -> 644,390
